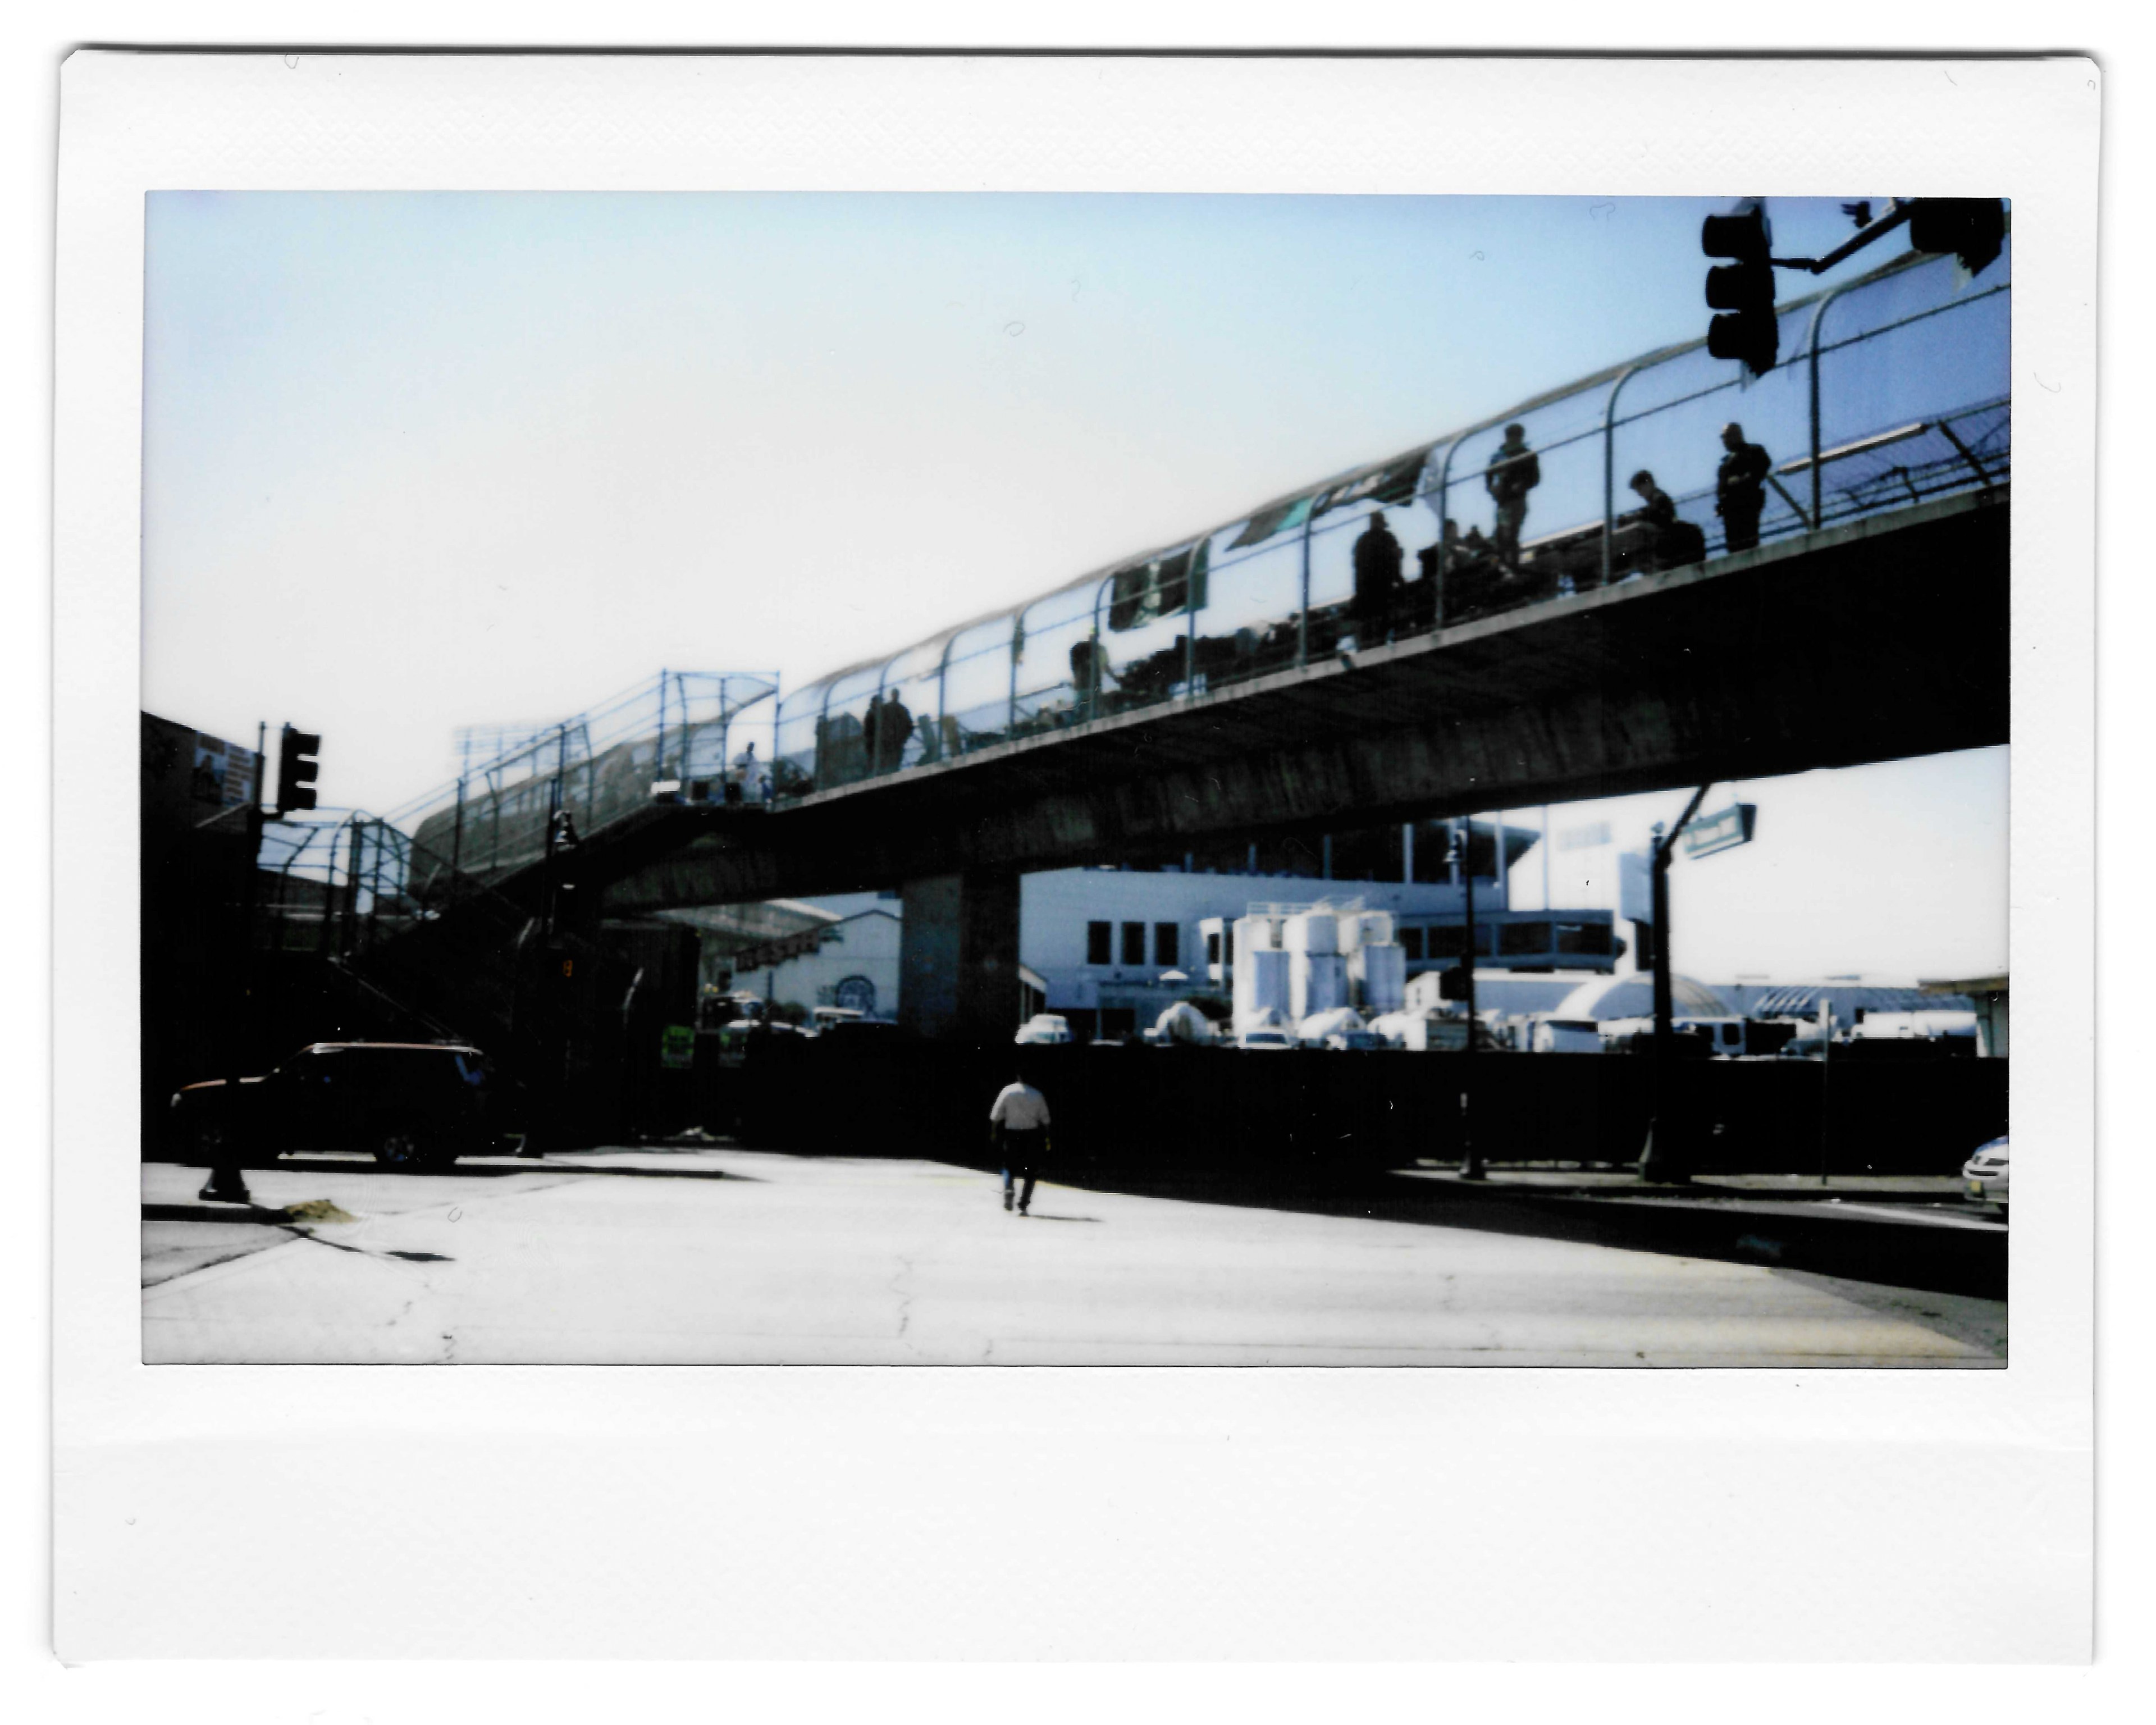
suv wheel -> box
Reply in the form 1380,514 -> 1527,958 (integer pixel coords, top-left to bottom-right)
372,1121 -> 431,1169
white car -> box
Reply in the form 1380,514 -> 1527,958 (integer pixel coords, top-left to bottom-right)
1962,1135 -> 2009,1220
1014,1014 -> 1074,1046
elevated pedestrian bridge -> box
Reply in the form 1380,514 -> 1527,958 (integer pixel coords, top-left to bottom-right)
327,238 -> 2009,1044
394,236 -> 2008,918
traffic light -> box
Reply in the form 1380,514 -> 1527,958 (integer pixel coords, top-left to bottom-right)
275,724 -> 321,813
1438,964 -> 1472,1003
1907,197 -> 2006,277
1701,201 -> 1779,376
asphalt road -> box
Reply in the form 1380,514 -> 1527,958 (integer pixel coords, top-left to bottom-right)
141,1149 -> 2007,1366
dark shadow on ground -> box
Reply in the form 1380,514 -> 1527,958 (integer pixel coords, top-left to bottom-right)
150,1156 -> 757,1184
994,1163 -> 2006,1300
1767,1266 -> 2007,1354
142,1202 -> 291,1225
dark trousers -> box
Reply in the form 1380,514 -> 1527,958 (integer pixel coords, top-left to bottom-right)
1492,499 -> 1529,563
1001,1128 -> 1043,1211
1720,504 -> 1761,554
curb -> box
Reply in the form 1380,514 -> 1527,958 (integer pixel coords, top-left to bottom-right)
143,1202 -> 298,1225
1389,1175 -> 2006,1299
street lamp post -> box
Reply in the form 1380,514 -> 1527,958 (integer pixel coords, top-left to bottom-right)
1452,822 -> 1484,1181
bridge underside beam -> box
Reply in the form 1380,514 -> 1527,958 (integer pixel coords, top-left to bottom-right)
599,493 -> 2008,913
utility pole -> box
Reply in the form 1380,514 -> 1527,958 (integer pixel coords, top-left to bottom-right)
200,728 -> 268,1205
1637,784 -> 1712,1184
1452,820 -> 1484,1181
1816,993 -> 1835,1186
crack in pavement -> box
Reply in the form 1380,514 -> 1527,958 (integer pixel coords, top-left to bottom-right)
889,1254 -> 919,1349
147,1174 -> 589,1298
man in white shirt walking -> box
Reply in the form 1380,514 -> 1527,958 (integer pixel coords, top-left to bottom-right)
989,1070 -> 1052,1216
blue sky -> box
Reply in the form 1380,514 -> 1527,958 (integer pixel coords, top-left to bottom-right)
140,191 -> 2006,982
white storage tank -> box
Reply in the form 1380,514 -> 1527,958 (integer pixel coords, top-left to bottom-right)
1233,914 -> 1282,966
1356,942 -> 1407,1015
1341,910 -> 1394,951
1235,946 -> 1291,1028
1293,951 -> 1347,1021
1283,910 -> 1339,955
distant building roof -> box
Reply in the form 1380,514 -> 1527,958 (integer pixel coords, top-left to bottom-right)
1732,983 -> 1974,1017
654,898 -> 838,955
1555,974 -> 1733,1021
1921,974 -> 2007,997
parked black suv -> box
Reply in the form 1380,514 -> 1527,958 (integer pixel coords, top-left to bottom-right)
168,1042 -> 510,1169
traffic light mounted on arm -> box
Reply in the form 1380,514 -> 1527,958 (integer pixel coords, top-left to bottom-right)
1906,197 -> 2006,277
275,724 -> 321,814
1701,200 -> 1778,378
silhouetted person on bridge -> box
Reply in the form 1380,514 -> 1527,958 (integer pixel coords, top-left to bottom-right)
990,1069 -> 1052,1216
1486,423 -> 1541,568
1624,468 -> 1680,569
1627,469 -> 1678,533
1070,638 -> 1116,718
1350,510 -> 1405,647
860,694 -> 885,783
876,692 -> 914,773
1716,422 -> 1772,553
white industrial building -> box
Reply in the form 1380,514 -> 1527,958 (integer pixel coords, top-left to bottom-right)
775,827 -> 1620,1039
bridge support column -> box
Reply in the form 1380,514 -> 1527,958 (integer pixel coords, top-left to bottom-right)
899,868 -> 1023,1047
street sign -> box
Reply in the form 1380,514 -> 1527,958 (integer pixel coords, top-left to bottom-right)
1679,802 -> 1758,860
659,1024 -> 696,1070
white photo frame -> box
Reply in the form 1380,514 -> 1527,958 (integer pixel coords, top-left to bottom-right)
55,51 -> 2096,1660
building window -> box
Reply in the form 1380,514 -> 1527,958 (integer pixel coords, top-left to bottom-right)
1154,923 -> 1180,966
1121,921 -> 1146,966
1087,921 -> 1112,965
1499,920 -> 1551,956
1206,932 -> 1221,966
1400,927 -> 1425,960
1428,924 -> 1468,959
1555,921 -> 1613,956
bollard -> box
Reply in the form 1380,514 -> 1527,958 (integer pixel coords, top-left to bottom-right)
197,1162 -> 252,1204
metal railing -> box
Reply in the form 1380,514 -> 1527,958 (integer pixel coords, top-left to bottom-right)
369,669 -> 780,887
769,237 -> 2009,798
254,809 -> 524,957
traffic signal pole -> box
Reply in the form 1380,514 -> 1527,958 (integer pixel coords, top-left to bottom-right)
1636,783 -> 1712,1185
200,730 -> 271,1206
